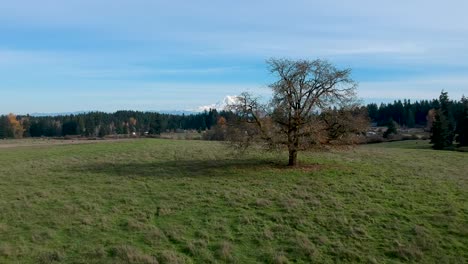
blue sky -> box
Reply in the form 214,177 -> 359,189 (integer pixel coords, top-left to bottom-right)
1,0 -> 467,114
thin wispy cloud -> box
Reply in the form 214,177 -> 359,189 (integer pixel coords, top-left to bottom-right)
360,76 -> 468,100
0,1 -> 467,113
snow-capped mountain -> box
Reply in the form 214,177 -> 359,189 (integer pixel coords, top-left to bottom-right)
196,95 -> 239,112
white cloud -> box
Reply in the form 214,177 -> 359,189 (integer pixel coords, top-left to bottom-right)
0,48 -> 243,80
1,1 -> 468,113
359,76 -> 468,100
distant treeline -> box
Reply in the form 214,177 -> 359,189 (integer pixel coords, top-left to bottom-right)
0,95 -> 467,139
366,98 -> 466,128
0,109 -> 236,138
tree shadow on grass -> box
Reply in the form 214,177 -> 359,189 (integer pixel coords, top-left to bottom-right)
68,158 -> 287,179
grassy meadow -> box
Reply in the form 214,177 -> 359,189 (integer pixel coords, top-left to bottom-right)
0,139 -> 467,263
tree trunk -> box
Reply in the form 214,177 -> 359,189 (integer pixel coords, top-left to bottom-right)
288,148 -> 297,166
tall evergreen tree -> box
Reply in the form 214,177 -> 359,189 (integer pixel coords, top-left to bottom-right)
84,118 -> 95,137
367,103 -> 378,122
456,96 -> 468,146
0,116 -> 9,138
406,109 -> 416,128
431,91 -> 454,149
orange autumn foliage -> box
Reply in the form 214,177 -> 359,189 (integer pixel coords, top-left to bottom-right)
7,113 -> 24,139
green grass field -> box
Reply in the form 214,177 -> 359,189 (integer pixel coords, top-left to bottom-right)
0,139 -> 466,263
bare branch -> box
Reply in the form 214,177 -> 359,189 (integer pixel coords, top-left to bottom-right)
227,58 -> 365,166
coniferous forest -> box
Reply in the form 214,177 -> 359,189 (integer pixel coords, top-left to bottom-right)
1,94 -> 467,149
0,109 -> 235,139
366,97 -> 465,128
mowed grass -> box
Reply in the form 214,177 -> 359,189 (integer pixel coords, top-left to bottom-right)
0,139 -> 466,263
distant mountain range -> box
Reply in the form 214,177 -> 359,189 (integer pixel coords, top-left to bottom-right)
27,95 -> 240,117
28,110 -> 197,117
29,111 -> 89,117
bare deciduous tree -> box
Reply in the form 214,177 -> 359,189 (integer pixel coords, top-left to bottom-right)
228,58 -> 365,166
320,105 -> 370,144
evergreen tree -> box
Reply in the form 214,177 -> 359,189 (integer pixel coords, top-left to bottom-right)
367,103 -> 378,122
115,122 -> 124,134
200,116 -> 207,131
456,96 -> 468,146
406,109 -> 416,128
383,118 -> 397,138
149,116 -> 167,135
0,116 -> 9,138
21,116 -> 31,137
29,120 -> 43,137
84,118 -> 95,137
431,110 -> 453,149
431,91 -> 455,149
62,120 -> 79,136
98,125 -> 110,138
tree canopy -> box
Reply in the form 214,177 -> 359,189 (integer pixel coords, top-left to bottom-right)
229,58 -> 367,166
